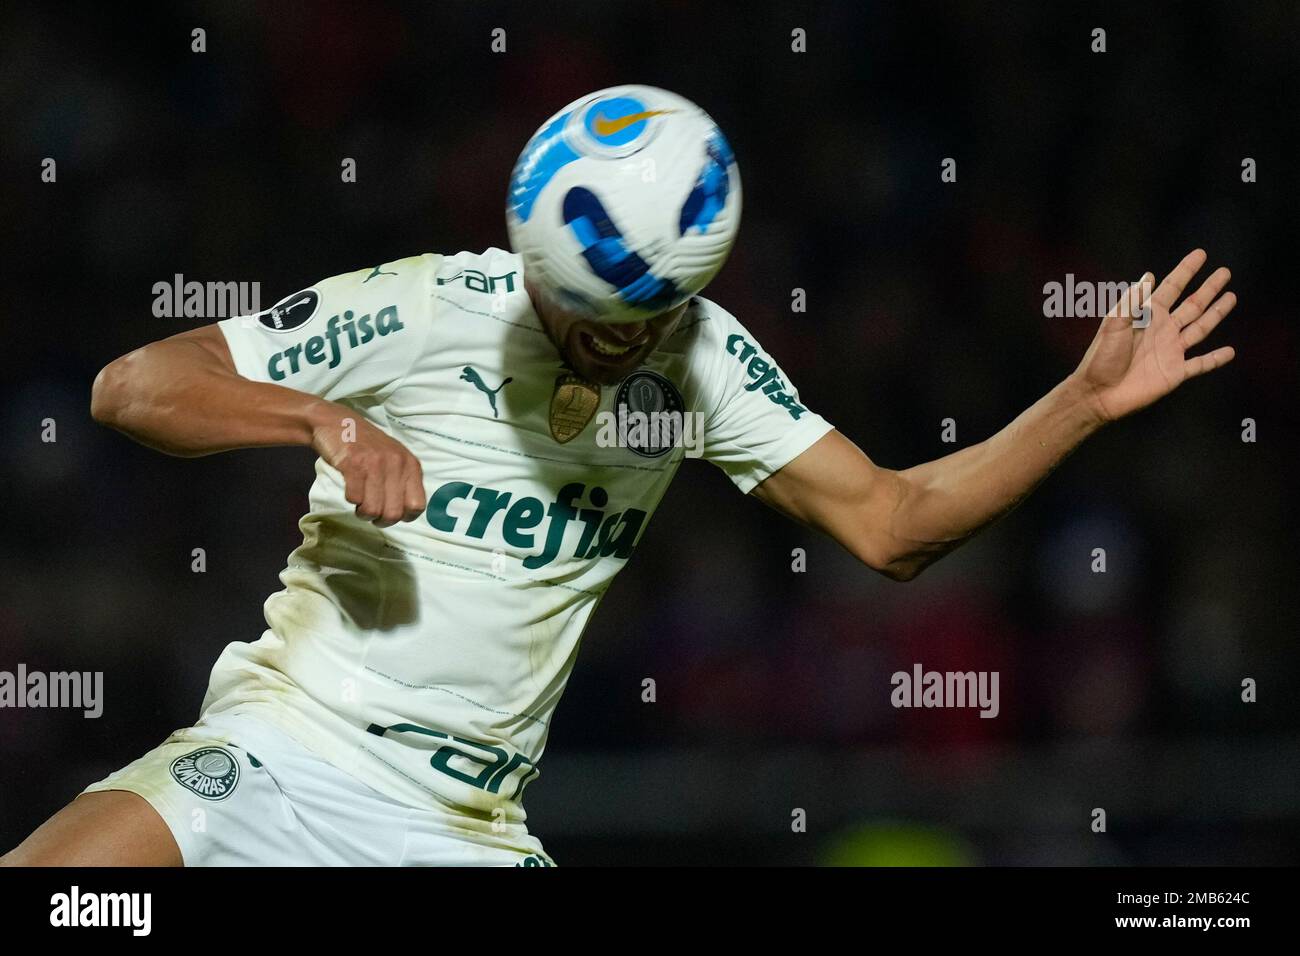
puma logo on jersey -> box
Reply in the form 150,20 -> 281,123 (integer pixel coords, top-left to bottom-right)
364,263 -> 398,282
425,481 -> 647,570
266,305 -> 404,381
460,366 -> 512,418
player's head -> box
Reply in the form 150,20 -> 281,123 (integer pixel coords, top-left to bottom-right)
507,85 -> 741,379
526,274 -> 690,385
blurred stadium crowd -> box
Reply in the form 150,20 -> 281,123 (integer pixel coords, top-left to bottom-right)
1,1 -> 1296,863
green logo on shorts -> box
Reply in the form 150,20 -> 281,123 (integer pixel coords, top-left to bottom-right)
170,747 -> 240,800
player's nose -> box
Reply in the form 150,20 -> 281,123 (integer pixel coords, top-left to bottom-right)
605,321 -> 646,343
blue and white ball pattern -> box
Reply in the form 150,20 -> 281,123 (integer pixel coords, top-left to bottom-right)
507,85 -> 742,324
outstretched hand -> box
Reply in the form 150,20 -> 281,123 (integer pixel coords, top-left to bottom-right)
1072,249 -> 1237,423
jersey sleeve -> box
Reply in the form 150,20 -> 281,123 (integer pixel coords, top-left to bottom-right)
696,301 -> 835,493
216,253 -> 439,402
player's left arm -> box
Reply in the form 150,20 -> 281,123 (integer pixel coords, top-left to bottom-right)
751,249 -> 1237,581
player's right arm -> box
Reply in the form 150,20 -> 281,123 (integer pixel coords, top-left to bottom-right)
93,324 -> 327,455
91,279 -> 430,529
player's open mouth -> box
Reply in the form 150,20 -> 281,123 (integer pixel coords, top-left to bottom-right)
580,331 -> 643,360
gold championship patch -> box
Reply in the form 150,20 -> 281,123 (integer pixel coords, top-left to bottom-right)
549,373 -> 601,443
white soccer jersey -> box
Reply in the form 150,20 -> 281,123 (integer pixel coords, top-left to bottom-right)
208,248 -> 832,825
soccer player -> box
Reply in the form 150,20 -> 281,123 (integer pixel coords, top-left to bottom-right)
2,88 -> 1235,866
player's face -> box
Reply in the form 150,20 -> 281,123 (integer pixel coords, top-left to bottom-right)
529,279 -> 689,385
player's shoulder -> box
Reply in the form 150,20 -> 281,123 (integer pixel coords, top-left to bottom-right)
316,252 -> 443,298
662,294 -> 813,418
310,249 -> 526,324
430,247 -> 525,294
663,293 -> 747,364
311,249 -> 522,295
274,253 -> 443,330
426,248 -> 534,338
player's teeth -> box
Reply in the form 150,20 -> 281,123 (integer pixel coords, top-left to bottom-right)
589,336 -> 634,356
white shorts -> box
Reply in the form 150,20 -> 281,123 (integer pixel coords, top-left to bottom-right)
82,710 -> 555,867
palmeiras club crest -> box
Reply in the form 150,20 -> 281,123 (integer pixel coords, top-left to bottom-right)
169,746 -> 240,801
615,370 -> 685,458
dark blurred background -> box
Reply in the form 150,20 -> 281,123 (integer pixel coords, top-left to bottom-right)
2,0 -> 1297,865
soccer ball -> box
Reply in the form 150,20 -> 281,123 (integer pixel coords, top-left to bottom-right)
506,85 -> 742,324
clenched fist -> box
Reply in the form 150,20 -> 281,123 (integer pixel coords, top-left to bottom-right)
309,403 -> 426,528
